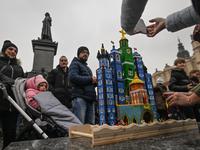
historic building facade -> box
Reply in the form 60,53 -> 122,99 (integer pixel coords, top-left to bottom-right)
152,36 -> 200,86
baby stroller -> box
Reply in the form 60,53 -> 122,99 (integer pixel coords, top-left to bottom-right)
0,77 -> 82,141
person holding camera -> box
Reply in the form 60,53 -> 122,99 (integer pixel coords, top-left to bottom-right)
168,58 -> 200,121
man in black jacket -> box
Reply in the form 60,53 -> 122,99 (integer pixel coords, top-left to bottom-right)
47,56 -> 72,109
69,46 -> 97,125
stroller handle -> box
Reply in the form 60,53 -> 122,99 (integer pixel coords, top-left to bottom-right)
0,82 -> 49,139
0,83 -> 8,98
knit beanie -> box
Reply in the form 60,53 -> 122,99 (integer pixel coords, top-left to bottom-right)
77,46 -> 89,57
1,40 -> 18,55
156,77 -> 163,84
35,75 -> 49,89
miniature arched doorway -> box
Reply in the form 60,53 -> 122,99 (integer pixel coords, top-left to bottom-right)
143,111 -> 153,123
131,116 -> 138,124
122,114 -> 129,125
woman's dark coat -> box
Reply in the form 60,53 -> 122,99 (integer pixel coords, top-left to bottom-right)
0,52 -> 24,111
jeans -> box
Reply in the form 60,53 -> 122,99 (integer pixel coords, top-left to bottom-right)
73,97 -> 95,125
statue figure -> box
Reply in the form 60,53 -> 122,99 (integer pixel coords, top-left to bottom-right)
41,12 -> 52,41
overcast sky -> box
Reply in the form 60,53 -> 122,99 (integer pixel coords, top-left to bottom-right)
0,0 -> 194,75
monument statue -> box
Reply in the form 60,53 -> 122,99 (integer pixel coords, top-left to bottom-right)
41,12 -> 52,41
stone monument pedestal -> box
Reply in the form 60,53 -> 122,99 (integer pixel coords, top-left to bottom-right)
27,39 -> 58,78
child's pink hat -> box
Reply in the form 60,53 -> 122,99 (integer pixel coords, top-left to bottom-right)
35,75 -> 49,89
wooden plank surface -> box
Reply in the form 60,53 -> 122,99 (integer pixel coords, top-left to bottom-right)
69,119 -> 198,147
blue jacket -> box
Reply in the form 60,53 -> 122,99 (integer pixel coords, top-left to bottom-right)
69,57 -> 96,102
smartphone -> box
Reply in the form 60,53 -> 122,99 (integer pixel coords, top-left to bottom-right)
134,19 -> 148,34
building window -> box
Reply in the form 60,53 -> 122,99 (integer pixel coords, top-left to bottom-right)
98,80 -> 102,85
99,88 -> 103,93
116,54 -> 120,61
108,108 -> 111,112
128,69 -> 133,76
118,71 -> 122,78
98,74 -> 102,79
126,49 -> 131,54
139,74 -> 144,77
138,64 -> 142,68
111,121 -> 114,126
110,55 -> 113,62
112,108 -> 115,112
111,114 -> 113,119
149,91 -> 153,95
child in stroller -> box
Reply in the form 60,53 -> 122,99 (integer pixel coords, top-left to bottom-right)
14,75 -> 82,141
25,75 -> 48,111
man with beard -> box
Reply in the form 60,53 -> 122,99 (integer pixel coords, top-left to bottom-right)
69,46 -> 97,125
47,56 -> 72,109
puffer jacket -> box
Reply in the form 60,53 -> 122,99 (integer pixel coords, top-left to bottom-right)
47,65 -> 72,108
168,66 -> 191,92
0,52 -> 24,111
69,57 -> 96,102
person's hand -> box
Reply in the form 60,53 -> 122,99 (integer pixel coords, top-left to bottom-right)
146,17 -> 166,37
92,76 -> 97,84
166,92 -> 190,106
133,30 -> 142,35
187,83 -> 195,90
163,92 -> 175,98
183,91 -> 194,96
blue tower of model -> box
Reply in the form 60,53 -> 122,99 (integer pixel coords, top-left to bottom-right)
145,74 -> 159,121
96,44 -> 117,126
133,49 -> 146,90
133,49 -> 159,121
109,42 -> 126,105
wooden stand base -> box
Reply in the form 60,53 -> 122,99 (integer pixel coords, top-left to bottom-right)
69,119 -> 198,147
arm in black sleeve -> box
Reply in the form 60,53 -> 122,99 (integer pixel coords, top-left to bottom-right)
46,70 -> 56,94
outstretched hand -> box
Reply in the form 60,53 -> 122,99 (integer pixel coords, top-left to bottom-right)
166,92 -> 190,106
146,17 -> 166,37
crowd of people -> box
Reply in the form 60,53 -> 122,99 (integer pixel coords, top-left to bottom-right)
0,0 -> 200,149
154,58 -> 200,122
0,42 -> 96,149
